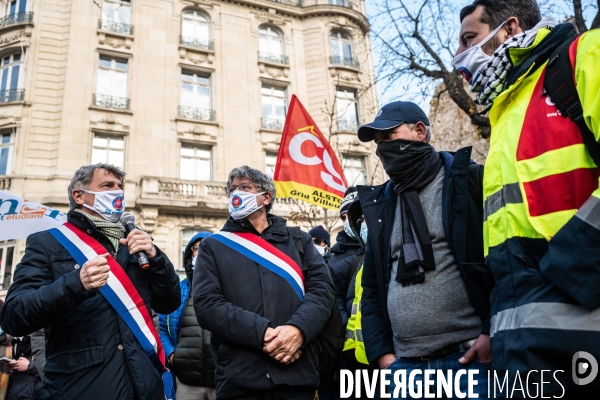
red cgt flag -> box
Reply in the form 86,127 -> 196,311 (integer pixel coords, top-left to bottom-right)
274,95 -> 348,210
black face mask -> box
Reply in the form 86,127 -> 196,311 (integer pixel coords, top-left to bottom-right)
376,139 -> 435,187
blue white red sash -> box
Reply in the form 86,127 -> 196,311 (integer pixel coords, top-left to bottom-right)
47,222 -> 165,373
211,231 -> 305,300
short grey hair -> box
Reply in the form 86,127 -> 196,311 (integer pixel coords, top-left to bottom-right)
226,165 -> 276,212
67,163 -> 126,210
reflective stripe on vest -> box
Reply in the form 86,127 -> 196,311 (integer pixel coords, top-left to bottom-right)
491,302 -> 600,337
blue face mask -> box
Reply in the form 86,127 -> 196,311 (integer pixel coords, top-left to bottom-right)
360,222 -> 368,244
343,219 -> 356,239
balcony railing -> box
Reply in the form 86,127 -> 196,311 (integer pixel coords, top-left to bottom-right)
258,52 -> 289,65
141,177 -> 228,202
337,120 -> 359,132
330,55 -> 360,69
98,19 -> 133,35
264,0 -> 354,8
179,106 -> 216,122
268,0 -> 301,6
0,178 -> 10,190
180,36 -> 214,51
93,94 -> 130,110
0,12 -> 33,28
262,118 -> 285,131
0,89 -> 24,103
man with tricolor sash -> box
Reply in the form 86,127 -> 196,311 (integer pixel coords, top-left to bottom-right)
0,164 -> 181,400
193,165 -> 334,400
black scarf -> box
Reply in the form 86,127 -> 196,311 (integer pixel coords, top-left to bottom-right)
376,139 -> 442,285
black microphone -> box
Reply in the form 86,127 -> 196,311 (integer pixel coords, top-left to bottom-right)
120,212 -> 150,269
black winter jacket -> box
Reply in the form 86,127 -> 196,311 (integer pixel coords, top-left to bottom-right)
359,148 -> 490,364
193,214 -> 334,399
0,211 -> 181,400
328,231 -> 363,325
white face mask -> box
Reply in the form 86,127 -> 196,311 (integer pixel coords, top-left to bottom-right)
229,190 -> 265,220
360,222 -> 368,244
343,219 -> 356,239
191,255 -> 197,269
81,189 -> 125,223
452,21 -> 507,83
314,243 -> 327,256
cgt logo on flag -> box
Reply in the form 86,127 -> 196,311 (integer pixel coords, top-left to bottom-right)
274,95 -> 348,210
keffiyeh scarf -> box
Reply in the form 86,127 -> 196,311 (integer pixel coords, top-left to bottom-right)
472,18 -> 557,108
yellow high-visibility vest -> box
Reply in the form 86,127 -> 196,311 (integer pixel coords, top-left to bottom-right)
342,264 -> 368,365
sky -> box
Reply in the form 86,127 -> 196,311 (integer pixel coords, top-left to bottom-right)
364,0 -> 598,111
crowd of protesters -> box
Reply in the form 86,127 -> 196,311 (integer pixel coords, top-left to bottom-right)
0,0 -> 598,399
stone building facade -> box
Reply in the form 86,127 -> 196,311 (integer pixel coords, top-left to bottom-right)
0,0 -> 381,287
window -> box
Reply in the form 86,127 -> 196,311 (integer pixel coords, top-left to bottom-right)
330,31 -> 358,68
181,10 -> 212,50
94,56 -> 129,109
265,152 -> 278,178
258,26 -> 287,64
0,130 -> 15,176
91,134 -> 124,169
179,71 -> 213,121
100,0 -> 132,34
0,53 -> 24,103
0,240 -> 16,290
3,0 -> 31,23
180,144 -> 212,181
261,86 -> 286,131
328,0 -> 350,6
342,155 -> 367,186
336,89 -> 359,132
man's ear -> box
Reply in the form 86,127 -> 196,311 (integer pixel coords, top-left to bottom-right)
72,189 -> 86,206
262,191 -> 272,207
414,121 -> 428,142
504,16 -> 523,40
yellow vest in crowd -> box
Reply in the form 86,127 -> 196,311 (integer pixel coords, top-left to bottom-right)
342,264 -> 368,365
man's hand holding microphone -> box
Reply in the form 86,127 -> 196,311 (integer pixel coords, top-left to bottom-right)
80,213 -> 156,291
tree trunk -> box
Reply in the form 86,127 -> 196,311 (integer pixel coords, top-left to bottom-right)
573,0 -> 589,33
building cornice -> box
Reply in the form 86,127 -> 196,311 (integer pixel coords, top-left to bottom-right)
215,0 -> 369,33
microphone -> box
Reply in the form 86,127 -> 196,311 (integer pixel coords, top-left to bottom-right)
120,212 -> 150,269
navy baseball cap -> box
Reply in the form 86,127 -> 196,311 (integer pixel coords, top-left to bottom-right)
357,101 -> 430,142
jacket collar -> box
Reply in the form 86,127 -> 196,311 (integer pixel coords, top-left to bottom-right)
221,213 -> 289,242
67,209 -> 127,258
505,23 -> 578,90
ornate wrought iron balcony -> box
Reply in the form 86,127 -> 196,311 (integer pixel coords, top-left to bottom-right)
268,0 -> 301,6
337,120 -> 359,132
179,106 -> 216,122
330,55 -> 360,69
0,89 -> 24,103
98,19 -> 133,35
180,36 -> 214,51
262,118 -> 285,131
0,12 -> 33,27
258,52 -> 289,65
93,94 -> 130,110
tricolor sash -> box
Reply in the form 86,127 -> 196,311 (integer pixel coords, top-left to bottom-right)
47,222 -> 166,373
211,231 -> 305,300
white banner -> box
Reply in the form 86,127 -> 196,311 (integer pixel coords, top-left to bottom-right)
0,190 -> 67,241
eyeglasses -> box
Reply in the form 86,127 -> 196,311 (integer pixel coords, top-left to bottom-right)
228,182 -> 255,195
191,245 -> 200,253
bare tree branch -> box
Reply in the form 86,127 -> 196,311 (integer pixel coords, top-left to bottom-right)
573,0 -> 589,32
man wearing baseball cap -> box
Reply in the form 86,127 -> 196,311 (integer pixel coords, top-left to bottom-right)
356,101 -> 492,397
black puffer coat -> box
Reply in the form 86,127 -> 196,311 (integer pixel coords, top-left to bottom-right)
0,211 -> 181,400
328,231 -> 364,325
193,215 -> 334,399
